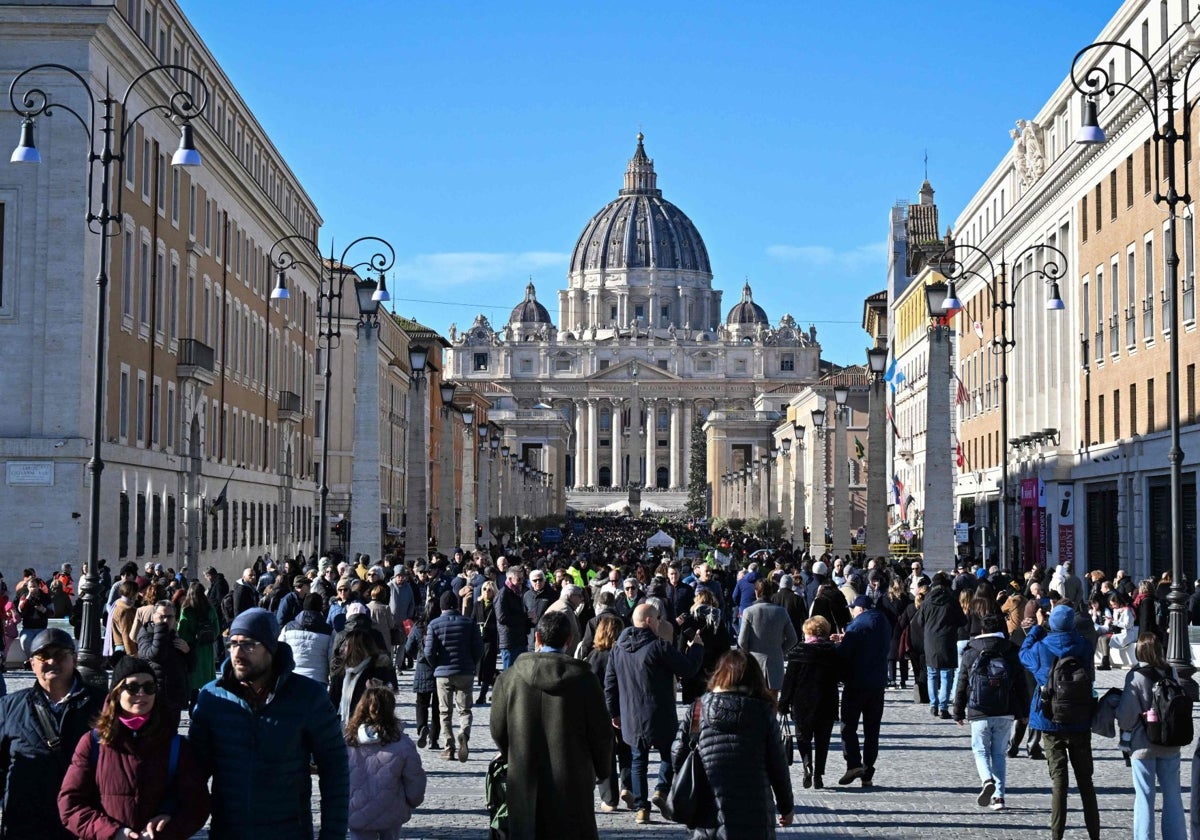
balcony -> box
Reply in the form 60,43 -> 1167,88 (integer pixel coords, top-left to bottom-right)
277,390 -> 303,424
176,339 -> 215,386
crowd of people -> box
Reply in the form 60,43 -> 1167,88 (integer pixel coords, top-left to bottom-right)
0,517 -> 1194,839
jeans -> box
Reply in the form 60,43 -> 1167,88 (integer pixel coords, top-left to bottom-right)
501,645 -> 526,670
927,666 -> 953,712
629,735 -> 672,810
1132,754 -> 1186,840
840,687 -> 885,772
436,673 -> 474,750
1042,730 -> 1100,840
970,716 -> 1013,798
950,639 -> 969,702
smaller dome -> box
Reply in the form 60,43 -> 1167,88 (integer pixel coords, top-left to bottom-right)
725,282 -> 769,326
509,281 -> 552,325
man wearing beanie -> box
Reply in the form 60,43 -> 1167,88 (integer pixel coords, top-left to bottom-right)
425,591 -> 484,762
835,595 -> 891,787
1019,603 -> 1099,840
189,608 -> 349,840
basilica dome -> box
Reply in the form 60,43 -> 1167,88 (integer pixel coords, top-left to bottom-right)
568,134 -> 711,276
509,281 -> 552,325
725,283 -> 769,325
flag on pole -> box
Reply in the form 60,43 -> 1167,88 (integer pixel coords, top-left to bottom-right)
892,473 -> 903,506
208,471 -> 233,517
956,441 -> 965,469
854,437 -> 865,460
886,405 -> 900,439
954,373 -> 969,406
883,355 -> 897,385
973,320 -> 985,340
891,369 -> 907,392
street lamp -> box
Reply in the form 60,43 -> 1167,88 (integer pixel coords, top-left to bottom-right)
933,241 -> 1067,577
1071,38 -> 1193,673
270,235 -> 395,560
9,61 -> 208,686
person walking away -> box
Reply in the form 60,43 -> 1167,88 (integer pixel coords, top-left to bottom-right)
424,591 -> 484,762
0,628 -> 104,840
918,572 -> 966,719
58,657 -> 210,839
491,610 -> 612,840
605,603 -> 704,825
673,649 -> 793,836
586,614 -> 634,812
738,578 -> 797,697
780,615 -> 839,789
280,593 -> 335,686
346,686 -> 427,840
188,608 -> 349,840
952,614 -> 1030,811
1119,633 -> 1187,840
1019,603 -> 1100,840
835,595 -> 891,787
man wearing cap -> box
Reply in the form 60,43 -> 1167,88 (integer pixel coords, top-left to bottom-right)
189,608 -> 348,839
275,574 -> 311,628
0,628 -> 104,840
834,595 -> 892,788
424,592 -> 484,762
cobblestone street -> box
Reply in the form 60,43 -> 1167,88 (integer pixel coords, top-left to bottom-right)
3,663 -> 1169,838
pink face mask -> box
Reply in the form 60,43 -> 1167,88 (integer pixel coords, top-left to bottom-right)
119,713 -> 151,731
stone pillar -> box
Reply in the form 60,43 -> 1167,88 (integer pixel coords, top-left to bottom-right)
628,392 -> 641,487
477,445 -> 492,547
925,330 -> 956,564
791,440 -> 806,545
437,412 -> 457,554
645,399 -> 657,488
668,399 -> 682,489
810,422 -> 828,551
832,405 -> 851,558
611,400 -> 623,486
351,324 -> 383,564
574,401 -> 587,489
587,398 -> 599,486
682,402 -> 694,483
459,421 -> 476,549
405,379 -> 428,566
866,377 -> 889,558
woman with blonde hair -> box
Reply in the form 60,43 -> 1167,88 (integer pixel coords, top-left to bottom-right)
587,614 -> 633,812
780,615 -> 839,789
58,658 -> 211,839
472,580 -> 499,704
677,588 -> 732,704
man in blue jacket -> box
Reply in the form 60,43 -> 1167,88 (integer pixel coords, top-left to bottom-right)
1019,603 -> 1099,840
835,595 -> 892,787
425,591 -> 485,762
189,608 -> 348,840
605,603 -> 704,825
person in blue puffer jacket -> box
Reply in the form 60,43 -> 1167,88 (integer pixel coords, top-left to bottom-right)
1019,603 -> 1099,840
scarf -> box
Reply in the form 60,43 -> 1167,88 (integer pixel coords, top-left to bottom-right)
338,659 -> 371,722
119,713 -> 150,731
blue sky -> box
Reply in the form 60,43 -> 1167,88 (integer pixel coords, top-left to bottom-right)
185,1 -> 1114,367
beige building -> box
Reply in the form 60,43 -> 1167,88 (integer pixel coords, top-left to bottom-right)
0,0 -> 320,582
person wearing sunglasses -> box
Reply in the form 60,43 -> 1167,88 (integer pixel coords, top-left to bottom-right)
58,657 -> 210,840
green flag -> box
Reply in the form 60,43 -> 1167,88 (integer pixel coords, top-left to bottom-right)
855,437 -> 865,460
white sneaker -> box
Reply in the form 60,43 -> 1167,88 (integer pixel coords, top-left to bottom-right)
989,797 -> 1006,811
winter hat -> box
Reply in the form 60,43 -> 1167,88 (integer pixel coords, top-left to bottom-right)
228,607 -> 280,655
110,656 -> 155,691
439,591 -> 457,612
779,574 -> 794,591
851,595 -> 872,610
1048,604 -> 1076,632
811,561 -> 829,577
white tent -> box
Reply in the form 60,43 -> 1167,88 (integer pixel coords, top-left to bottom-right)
646,529 -> 676,549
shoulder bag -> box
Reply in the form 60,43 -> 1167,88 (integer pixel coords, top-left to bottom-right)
663,698 -> 718,829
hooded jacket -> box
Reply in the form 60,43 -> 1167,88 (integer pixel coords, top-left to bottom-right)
346,724 -> 426,832
779,639 -> 839,726
491,651 -> 612,840
604,625 -> 703,745
951,633 -> 1030,722
917,585 -> 966,669
188,642 -> 349,840
1018,605 -> 1094,733
281,609 -> 334,685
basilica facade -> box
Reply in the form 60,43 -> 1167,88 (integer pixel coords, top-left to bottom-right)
445,135 -> 825,510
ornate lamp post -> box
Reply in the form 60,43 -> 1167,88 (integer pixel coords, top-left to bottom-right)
10,61 -> 208,686
934,241 -> 1066,575
270,235 -> 395,559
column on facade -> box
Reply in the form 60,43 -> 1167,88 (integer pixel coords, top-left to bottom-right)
437,415 -> 457,554
668,399 -> 682,489
682,402 -> 694,485
644,398 -> 657,488
866,379 -> 889,557
477,444 -> 491,545
790,439 -> 806,544
405,382 -> 428,566
810,427 -> 827,550
925,332 -> 956,563
611,399 -> 623,486
350,326 -> 383,564
574,401 -> 587,490
587,398 -> 599,486
459,423 -> 477,549
628,392 -> 641,487
832,406 -> 851,557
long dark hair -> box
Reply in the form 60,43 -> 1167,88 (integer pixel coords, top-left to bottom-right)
707,649 -> 773,706
181,581 -> 207,614
345,686 -> 402,746
342,629 -> 381,669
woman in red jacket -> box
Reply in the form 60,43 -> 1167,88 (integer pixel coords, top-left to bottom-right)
57,657 -> 210,840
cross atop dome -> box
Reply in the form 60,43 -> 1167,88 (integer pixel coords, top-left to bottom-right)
621,131 -> 661,197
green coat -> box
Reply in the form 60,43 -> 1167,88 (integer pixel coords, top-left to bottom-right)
490,651 -> 612,840
178,601 -> 219,691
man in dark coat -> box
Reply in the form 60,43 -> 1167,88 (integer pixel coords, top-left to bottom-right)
136,600 -> 194,727
835,596 -> 892,787
497,566 -> 533,669
491,610 -> 611,840
204,566 -> 230,627
0,628 -> 104,840
231,567 -> 259,619
771,574 -> 807,639
917,572 -> 966,718
522,569 -> 557,649
605,603 -> 705,825
425,591 -> 484,762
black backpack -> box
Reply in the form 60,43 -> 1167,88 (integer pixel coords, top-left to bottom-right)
1041,654 -> 1094,725
1139,667 -> 1194,747
968,648 -> 1012,717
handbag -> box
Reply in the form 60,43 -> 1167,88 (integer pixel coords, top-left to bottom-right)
779,712 -> 795,766
662,699 -> 718,829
